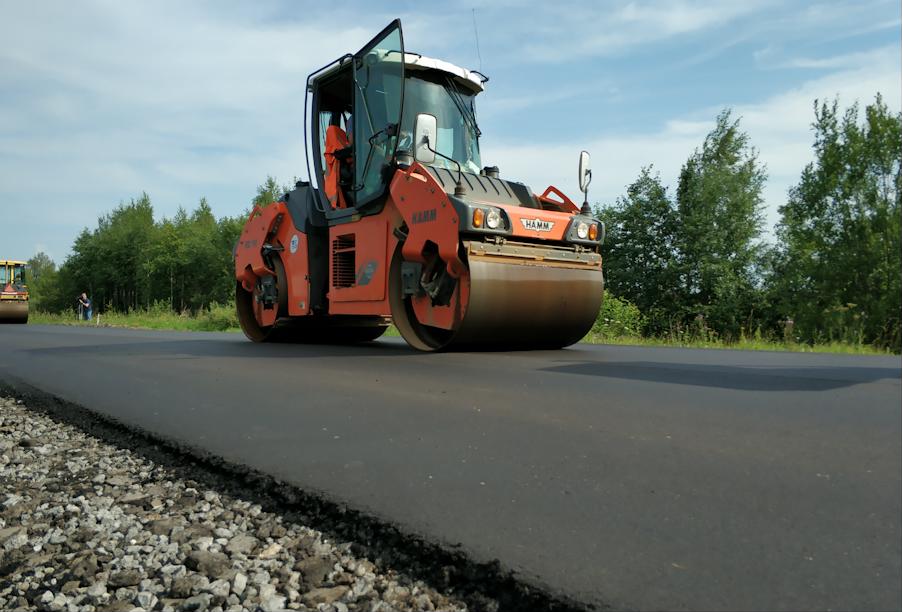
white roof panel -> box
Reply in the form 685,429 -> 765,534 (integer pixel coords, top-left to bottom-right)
404,54 -> 486,93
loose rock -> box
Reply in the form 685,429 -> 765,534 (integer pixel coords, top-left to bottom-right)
185,550 -> 230,579
109,569 -> 144,588
303,585 -> 349,606
0,526 -> 27,551
0,396 -> 470,612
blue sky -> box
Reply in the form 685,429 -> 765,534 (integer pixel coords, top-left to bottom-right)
1,1 -> 899,263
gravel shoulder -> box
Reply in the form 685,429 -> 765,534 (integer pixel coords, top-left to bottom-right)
0,396 -> 471,612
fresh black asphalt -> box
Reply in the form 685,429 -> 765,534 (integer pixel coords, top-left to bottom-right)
2,325 -> 900,611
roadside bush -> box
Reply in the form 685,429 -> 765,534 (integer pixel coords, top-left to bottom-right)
592,292 -> 644,339
195,301 -> 239,331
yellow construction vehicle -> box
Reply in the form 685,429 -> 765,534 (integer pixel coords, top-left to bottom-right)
0,260 -> 29,324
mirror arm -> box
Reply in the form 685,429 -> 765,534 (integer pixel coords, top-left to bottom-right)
424,137 -> 467,196
581,169 -> 592,215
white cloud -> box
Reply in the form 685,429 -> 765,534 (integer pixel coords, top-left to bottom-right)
758,45 -> 900,70
618,1 -> 752,34
480,81 -> 622,116
0,4 -> 383,236
516,1 -> 771,62
0,2 -> 400,261
0,1 -> 899,263
482,44 -> 901,238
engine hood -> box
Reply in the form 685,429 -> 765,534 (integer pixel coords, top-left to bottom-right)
424,166 -> 539,210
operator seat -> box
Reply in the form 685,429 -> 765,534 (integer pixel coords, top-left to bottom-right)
324,124 -> 353,209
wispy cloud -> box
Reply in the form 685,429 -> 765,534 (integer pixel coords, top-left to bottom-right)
482,44 -> 901,237
0,4 -> 378,201
0,0 -> 898,262
0,2 -> 400,260
754,45 -> 899,70
617,1 -> 753,34
479,81 -> 622,116
512,1 -> 771,62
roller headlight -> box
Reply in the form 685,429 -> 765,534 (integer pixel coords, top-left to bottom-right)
576,221 -> 589,240
486,209 -> 502,229
589,223 -> 599,241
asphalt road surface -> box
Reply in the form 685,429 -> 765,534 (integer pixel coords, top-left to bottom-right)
2,325 -> 900,611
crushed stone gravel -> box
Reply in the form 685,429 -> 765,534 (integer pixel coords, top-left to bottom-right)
0,396 -> 469,612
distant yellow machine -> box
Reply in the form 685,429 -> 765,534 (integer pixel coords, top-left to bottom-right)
0,260 -> 28,323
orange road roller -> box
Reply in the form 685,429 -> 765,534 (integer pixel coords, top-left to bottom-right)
235,20 -> 604,351
0,260 -> 29,324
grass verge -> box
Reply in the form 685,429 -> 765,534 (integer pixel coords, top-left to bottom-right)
30,305 -> 240,333
28,309 -> 891,355
582,332 -> 893,355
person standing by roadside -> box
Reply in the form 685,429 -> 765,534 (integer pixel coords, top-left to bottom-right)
77,293 -> 92,321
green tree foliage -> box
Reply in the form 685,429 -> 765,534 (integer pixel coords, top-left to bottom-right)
772,96 -> 901,349
26,252 -> 55,281
599,112 -> 766,339
596,167 -> 680,334
26,251 -> 58,310
44,194 -> 244,315
252,176 -> 293,209
675,109 -> 766,339
55,194 -> 155,312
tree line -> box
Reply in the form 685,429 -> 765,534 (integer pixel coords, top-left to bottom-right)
25,178 -> 289,317
25,95 -> 900,350
597,95 -> 900,350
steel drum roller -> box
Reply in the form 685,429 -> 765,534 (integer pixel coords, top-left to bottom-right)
0,301 -> 28,324
392,241 -> 604,351
450,256 -> 604,348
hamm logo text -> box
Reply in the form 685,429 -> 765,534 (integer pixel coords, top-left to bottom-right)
411,209 -> 437,224
520,218 -> 554,232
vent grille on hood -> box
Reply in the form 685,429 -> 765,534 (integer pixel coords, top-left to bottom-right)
426,167 -> 538,209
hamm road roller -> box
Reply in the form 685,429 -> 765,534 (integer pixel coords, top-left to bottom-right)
235,20 -> 604,350
0,260 -> 29,324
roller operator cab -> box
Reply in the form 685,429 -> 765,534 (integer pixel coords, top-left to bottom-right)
0,260 -> 29,324
235,20 -> 605,350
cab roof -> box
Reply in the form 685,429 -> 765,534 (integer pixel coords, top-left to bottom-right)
310,52 -> 486,95
404,53 -> 486,93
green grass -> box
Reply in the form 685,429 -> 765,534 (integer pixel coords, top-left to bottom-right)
582,332 -> 894,355
29,309 -> 892,355
30,302 -> 241,333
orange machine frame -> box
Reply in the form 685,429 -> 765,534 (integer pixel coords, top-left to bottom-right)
234,162 -> 591,324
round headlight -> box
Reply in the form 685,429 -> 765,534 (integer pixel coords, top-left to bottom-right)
576,221 -> 589,239
486,209 -> 502,229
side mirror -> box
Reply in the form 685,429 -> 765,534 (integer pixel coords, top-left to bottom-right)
414,113 -> 437,164
578,150 -> 592,194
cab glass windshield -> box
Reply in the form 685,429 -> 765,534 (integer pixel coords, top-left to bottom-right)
13,265 -> 26,285
353,26 -> 403,206
400,73 -> 481,174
